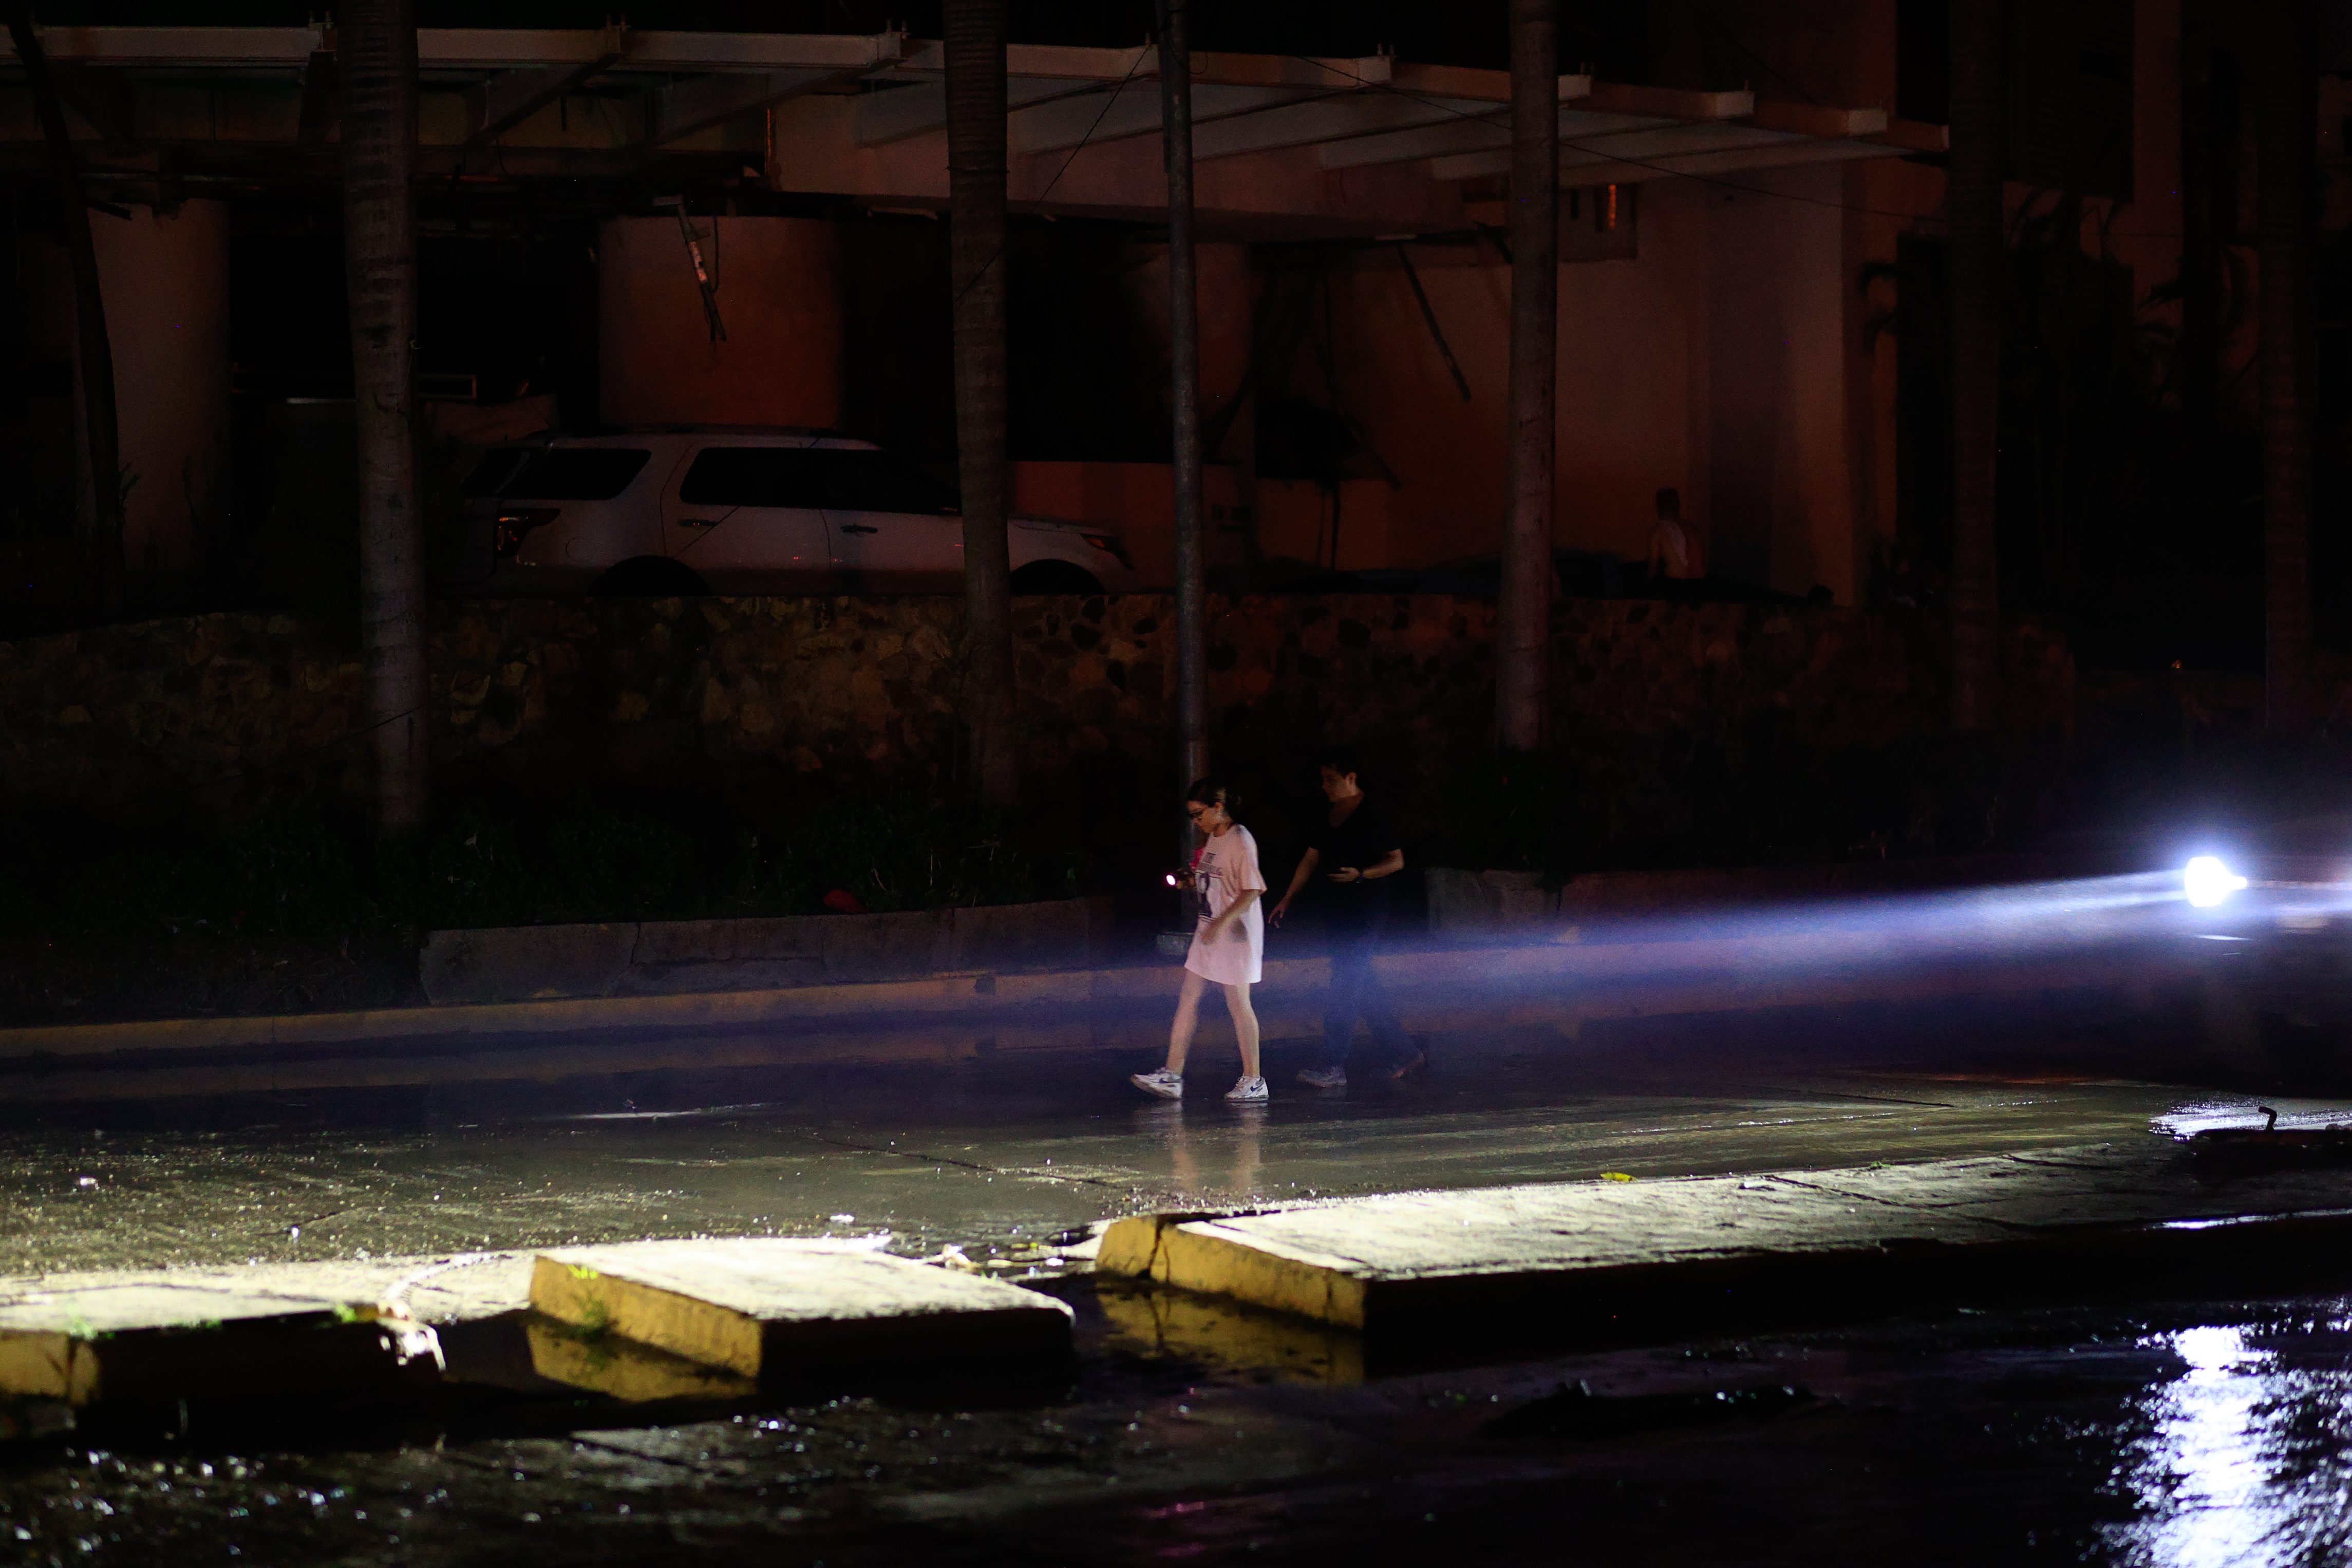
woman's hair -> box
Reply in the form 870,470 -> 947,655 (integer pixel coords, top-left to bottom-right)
1185,777 -> 1237,815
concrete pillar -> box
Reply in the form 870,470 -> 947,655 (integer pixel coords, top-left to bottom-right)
1704,167 -> 1858,602
77,200 -> 232,574
598,216 -> 844,428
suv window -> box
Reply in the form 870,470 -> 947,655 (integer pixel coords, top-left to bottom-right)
478,447 -> 652,500
679,447 -> 958,514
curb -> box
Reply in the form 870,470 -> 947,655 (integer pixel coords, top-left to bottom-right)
0,962 -> 1189,1063
1095,1145 -> 2352,1368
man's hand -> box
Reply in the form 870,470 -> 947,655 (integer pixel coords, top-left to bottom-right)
1326,866 -> 1363,884
1270,899 -> 1291,928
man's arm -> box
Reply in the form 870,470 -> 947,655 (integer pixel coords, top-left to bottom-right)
1327,847 -> 1404,883
1271,847 -> 1320,925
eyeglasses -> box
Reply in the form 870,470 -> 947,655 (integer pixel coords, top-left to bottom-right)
1184,805 -> 1213,821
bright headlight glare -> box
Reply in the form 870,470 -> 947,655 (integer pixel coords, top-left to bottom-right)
2184,855 -> 2248,908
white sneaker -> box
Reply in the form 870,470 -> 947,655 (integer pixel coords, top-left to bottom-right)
1296,1066 -> 1347,1089
1131,1068 -> 1184,1101
1225,1075 -> 1269,1104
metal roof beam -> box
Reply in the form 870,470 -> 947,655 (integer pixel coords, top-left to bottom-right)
2,26 -> 323,68
1196,70 -> 1583,164
1,24 -> 902,74
856,74 -> 1097,147
1558,122 -> 1804,169
645,65 -> 863,146
465,43 -> 619,149
1648,135 -> 1904,178
1322,100 -> 1670,171
1428,93 -> 1883,183
1011,79 -> 1338,156
1193,92 -> 1483,163
882,39 -> 1155,83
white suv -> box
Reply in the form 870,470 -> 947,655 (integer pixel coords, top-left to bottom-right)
455,428 -> 1135,596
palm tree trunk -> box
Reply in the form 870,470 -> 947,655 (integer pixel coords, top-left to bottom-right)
1495,0 -> 1557,754
5,6 -> 125,619
339,0 -> 430,831
946,0 -> 1018,808
2178,2 -> 2222,440
1159,0 -> 1209,803
2257,0 -> 2317,732
1946,0 -> 2003,733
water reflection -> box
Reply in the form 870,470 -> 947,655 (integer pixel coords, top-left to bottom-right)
2105,1322 -> 2352,1566
1137,1103 -> 1264,1203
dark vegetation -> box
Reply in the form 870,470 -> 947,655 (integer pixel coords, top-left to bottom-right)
1434,739 -> 2018,886
3,793 -> 1072,941
0,794 -> 1076,1026
1433,723 -> 2352,886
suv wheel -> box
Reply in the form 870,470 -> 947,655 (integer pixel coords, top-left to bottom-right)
594,557 -> 709,597
1010,560 -> 1103,595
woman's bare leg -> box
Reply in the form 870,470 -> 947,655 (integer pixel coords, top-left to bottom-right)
1221,982 -> 1262,1079
1166,970 -> 1209,1072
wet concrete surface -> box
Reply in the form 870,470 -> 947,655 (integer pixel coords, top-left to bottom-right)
5,1026 -> 2350,1563
0,1026 -> 2249,1277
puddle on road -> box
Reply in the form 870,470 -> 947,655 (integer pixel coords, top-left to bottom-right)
2101,1318 -> 2352,1566
17,1295 -> 2352,1564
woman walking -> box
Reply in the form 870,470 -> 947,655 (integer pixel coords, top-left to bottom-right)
1131,779 -> 1268,1104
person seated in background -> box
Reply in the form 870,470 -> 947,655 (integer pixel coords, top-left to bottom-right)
1647,487 -> 1706,581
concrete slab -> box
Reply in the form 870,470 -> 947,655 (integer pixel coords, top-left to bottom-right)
528,1238 -> 1074,1389
0,1241 -> 1074,1409
418,899 -> 1110,1004
816,911 -> 953,986
626,916 -> 828,994
1095,1279 -> 1363,1385
522,1316 -> 756,1403
0,1281 -> 439,1406
947,898 -> 1105,972
1097,1143 -> 2352,1346
421,922 -> 639,1005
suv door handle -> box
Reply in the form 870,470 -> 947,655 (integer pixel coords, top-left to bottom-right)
679,517 -> 720,530
838,523 -> 879,535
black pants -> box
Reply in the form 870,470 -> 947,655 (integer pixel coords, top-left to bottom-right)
1314,915 -> 1410,1071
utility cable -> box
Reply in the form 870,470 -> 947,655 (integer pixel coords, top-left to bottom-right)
949,39 -> 1152,310
1288,52 -> 2193,243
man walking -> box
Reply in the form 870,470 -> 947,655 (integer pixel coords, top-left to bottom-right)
1271,747 -> 1421,1088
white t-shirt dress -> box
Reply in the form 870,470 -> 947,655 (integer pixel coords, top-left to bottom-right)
1185,824 -> 1266,986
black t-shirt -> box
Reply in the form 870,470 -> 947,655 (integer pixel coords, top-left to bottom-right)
1308,797 -> 1401,924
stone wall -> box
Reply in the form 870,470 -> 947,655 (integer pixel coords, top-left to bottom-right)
0,594 -> 2071,844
